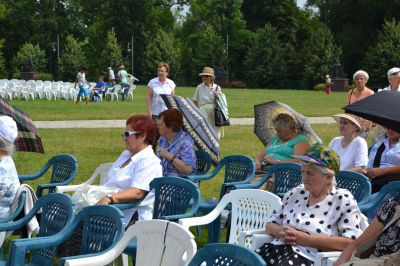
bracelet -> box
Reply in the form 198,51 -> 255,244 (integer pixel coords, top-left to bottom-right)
170,156 -> 177,163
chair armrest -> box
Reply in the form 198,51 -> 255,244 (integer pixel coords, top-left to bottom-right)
8,231 -> 72,265
56,184 -> 83,193
63,248 -> 119,266
37,180 -> 76,197
179,201 -> 225,229
186,172 -> 216,183
60,250 -> 112,266
238,229 -> 266,246
313,251 -> 341,266
112,197 -> 145,210
18,172 -> 43,181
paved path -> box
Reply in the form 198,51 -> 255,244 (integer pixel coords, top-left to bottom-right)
34,117 -> 335,128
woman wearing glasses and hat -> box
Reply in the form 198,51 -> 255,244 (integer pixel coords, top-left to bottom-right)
257,145 -> 366,266
193,67 -> 223,137
328,113 -> 368,171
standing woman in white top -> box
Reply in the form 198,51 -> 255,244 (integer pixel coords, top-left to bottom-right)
146,62 -> 176,120
193,67 -> 221,138
328,113 -> 368,172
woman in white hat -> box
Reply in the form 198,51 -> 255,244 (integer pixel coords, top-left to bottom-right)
193,66 -> 222,137
328,113 -> 368,171
0,116 -> 20,218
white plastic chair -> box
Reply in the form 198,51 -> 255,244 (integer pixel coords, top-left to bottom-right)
105,84 -> 120,101
43,81 -> 54,100
56,163 -> 113,193
35,80 -> 45,99
179,189 -> 282,248
63,219 -> 197,266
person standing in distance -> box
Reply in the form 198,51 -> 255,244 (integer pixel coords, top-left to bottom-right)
146,62 -> 176,120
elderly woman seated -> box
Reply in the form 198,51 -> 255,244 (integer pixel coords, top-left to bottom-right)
156,109 -> 196,177
96,114 -> 162,224
256,145 -> 366,266
0,116 -> 20,219
328,113 -> 368,171
333,195 -> 400,266
255,113 -> 309,170
362,127 -> 400,193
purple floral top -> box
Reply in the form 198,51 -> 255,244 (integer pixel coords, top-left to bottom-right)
157,130 -> 196,176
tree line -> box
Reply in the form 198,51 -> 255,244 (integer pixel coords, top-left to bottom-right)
0,0 -> 399,89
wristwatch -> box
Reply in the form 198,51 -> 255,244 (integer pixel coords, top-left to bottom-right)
276,159 -> 280,164
106,193 -> 114,204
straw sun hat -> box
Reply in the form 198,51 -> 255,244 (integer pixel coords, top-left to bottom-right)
198,67 -> 215,77
332,113 -> 361,130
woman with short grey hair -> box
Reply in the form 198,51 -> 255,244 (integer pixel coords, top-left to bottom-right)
0,116 -> 20,219
347,70 -> 374,139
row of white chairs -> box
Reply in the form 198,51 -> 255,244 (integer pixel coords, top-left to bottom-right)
0,78 -> 137,101
0,79 -> 77,101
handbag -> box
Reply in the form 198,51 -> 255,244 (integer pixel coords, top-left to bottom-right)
215,101 -> 230,126
214,85 -> 230,126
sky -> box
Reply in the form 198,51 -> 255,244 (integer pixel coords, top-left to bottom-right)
297,0 -> 307,8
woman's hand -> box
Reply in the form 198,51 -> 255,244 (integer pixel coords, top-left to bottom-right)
159,148 -> 173,161
280,226 -> 310,246
96,196 -> 111,205
263,156 -> 279,164
366,168 -> 384,179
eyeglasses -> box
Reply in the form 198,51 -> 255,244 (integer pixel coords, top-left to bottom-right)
122,131 -> 140,138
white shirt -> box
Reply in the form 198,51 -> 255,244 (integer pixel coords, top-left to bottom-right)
103,146 -> 162,224
193,83 -> 218,106
268,185 -> 364,261
378,85 -> 400,92
108,69 -> 115,80
328,136 -> 368,170
368,138 -> 400,169
148,77 -> 176,115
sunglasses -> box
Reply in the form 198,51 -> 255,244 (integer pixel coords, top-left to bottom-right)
122,131 -> 140,138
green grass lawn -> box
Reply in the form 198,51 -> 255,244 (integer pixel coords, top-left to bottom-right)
9,86 -> 348,120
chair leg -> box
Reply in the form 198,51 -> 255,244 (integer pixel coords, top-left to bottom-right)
116,254 -> 129,266
207,215 -> 222,243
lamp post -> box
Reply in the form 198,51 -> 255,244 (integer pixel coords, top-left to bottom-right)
127,35 -> 134,74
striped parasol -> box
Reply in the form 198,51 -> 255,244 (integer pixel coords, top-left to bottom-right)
161,94 -> 220,165
254,101 -> 322,146
0,97 -> 44,153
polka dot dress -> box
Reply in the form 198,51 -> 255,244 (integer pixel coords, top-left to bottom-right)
261,185 -> 364,262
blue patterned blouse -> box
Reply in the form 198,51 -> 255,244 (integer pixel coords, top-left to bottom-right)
158,130 -> 197,176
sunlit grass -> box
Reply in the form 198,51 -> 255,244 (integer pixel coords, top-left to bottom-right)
10,86 -> 348,120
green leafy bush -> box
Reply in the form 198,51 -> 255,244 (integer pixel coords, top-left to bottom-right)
12,43 -> 46,72
313,83 -> 325,91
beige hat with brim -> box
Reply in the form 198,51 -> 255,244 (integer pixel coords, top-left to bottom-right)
199,67 -> 215,77
333,113 -> 361,130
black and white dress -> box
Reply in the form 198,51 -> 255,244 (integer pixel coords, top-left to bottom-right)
373,195 -> 400,257
257,185 -> 365,265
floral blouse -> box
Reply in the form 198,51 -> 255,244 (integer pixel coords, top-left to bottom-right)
268,185 -> 365,261
374,195 -> 400,257
157,130 -> 196,176
0,156 -> 20,218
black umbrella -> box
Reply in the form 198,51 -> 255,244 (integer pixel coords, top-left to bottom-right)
0,97 -> 44,153
344,91 -> 400,133
161,94 -> 220,165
